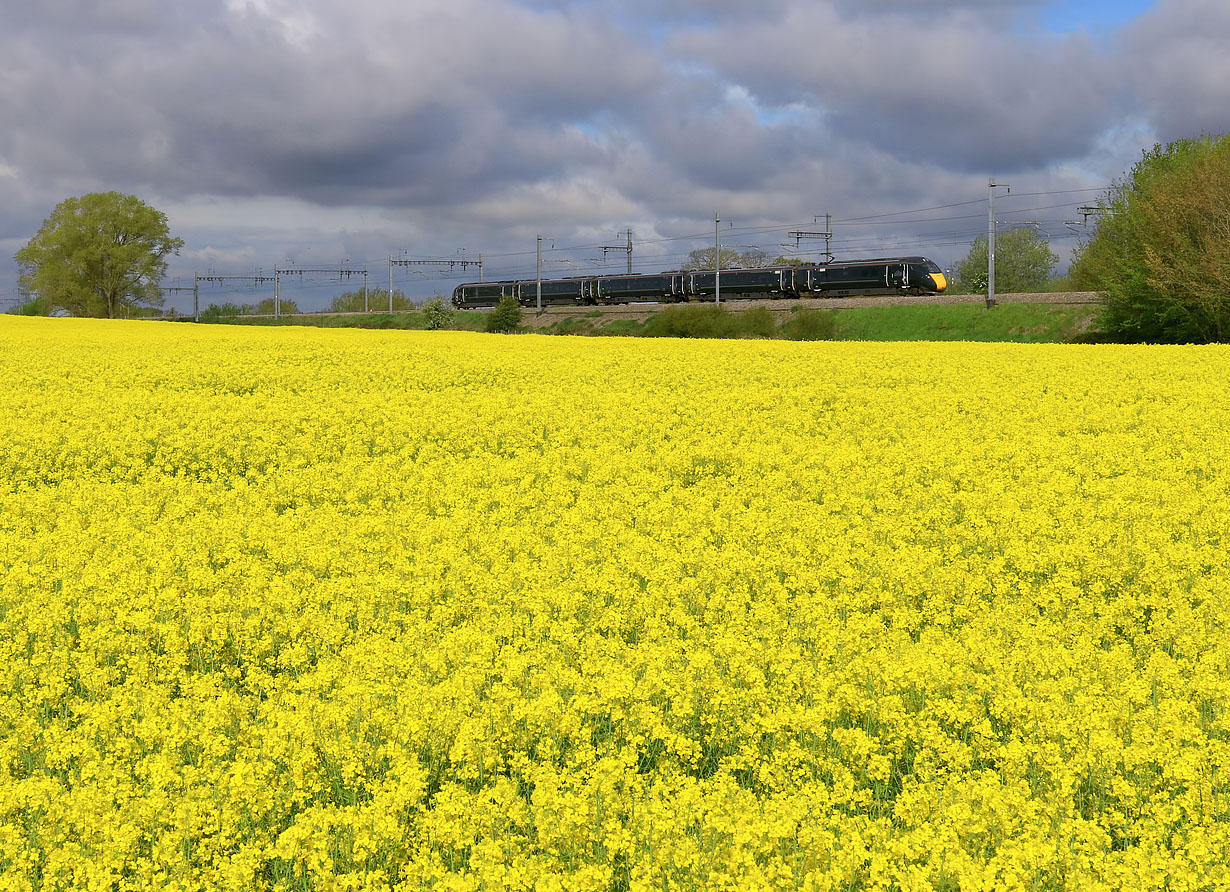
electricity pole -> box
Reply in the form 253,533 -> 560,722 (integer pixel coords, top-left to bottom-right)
715,213 -> 721,305
988,178 -> 1009,309
788,214 -> 834,263
162,278 -> 198,321
533,237 -> 572,312
787,215 -> 834,264
598,229 -> 634,274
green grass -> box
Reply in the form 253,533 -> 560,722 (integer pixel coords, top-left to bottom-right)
199,300 -> 1103,344
833,302 -> 1100,343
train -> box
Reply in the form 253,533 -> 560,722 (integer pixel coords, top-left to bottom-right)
451,256 -> 947,308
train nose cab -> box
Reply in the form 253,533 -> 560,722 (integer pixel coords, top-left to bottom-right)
924,259 -> 947,293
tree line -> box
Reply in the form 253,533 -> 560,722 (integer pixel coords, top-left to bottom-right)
13,136 -> 1230,342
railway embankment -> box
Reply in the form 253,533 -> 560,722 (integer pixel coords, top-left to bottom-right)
515,291 -> 1100,329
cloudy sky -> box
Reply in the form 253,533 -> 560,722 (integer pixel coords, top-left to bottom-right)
1,0 -> 1226,311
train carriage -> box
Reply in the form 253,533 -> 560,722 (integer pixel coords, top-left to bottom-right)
451,256 -> 946,308
516,277 -> 587,306
452,281 -> 519,308
595,273 -> 682,303
684,268 -> 793,299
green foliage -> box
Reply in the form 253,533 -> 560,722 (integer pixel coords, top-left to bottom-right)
1071,133 -> 1230,343
256,298 -> 300,316
13,295 -> 55,316
641,303 -> 778,339
546,317 -> 594,336
779,307 -> 837,341
421,297 -> 454,331
485,294 -> 523,333
328,289 -> 413,313
681,247 -> 769,271
771,256 -> 811,267
199,302 -> 247,323
15,192 -> 184,318
739,306 -> 777,338
641,304 -> 739,338
951,227 -> 1058,294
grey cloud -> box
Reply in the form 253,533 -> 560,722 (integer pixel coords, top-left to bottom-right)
5,0 -> 665,210
667,5 -> 1123,172
1119,0 -> 1230,144
0,0 -> 1203,309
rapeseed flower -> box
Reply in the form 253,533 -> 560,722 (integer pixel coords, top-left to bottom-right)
1,317 -> 1228,890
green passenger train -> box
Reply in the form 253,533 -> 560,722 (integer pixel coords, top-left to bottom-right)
451,256 -> 948,309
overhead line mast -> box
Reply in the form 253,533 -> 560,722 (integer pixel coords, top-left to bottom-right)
988,179 -> 1010,309
390,256 -> 484,312
788,213 -> 834,263
597,229 -> 634,274
276,267 -> 366,318
161,277 -> 199,321
197,272 -> 277,320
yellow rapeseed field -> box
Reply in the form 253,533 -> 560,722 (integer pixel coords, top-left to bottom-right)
1,316 -> 1228,891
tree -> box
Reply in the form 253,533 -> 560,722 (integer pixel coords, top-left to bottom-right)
199,302 -> 247,323
12,294 -> 54,316
485,294 -> 522,333
256,297 -> 299,315
329,288 -> 413,313
1071,134 -> 1230,343
681,247 -> 769,270
16,192 -> 184,318
950,226 -> 1058,294
421,296 -> 453,330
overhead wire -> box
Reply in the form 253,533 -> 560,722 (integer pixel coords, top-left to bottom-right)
226,184 -> 1111,306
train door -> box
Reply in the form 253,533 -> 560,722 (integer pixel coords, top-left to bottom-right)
888,263 -> 907,290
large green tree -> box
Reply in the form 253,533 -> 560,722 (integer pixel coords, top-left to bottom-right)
16,192 -> 184,318
951,226 -> 1058,294
681,247 -> 769,270
1071,134 -> 1230,343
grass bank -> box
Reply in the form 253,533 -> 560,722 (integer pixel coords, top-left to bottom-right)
201,300 -> 1103,343
534,301 -> 1101,343
834,302 -> 1101,343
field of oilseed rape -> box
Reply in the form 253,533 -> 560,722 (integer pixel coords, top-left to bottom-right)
1,315 -> 1229,891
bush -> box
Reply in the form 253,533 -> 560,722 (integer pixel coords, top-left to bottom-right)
485,294 -> 523,333
641,303 -> 790,339
1072,133 -> 1230,343
780,307 -> 838,341
14,295 -> 54,316
329,289 -> 414,313
422,297 -> 454,331
256,298 -> 299,316
739,306 -> 777,338
641,304 -> 741,338
198,302 -> 247,323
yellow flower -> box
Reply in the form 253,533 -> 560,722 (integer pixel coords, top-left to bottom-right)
1,317 -> 1228,890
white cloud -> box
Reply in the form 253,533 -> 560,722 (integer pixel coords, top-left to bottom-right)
224,0 -> 320,47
